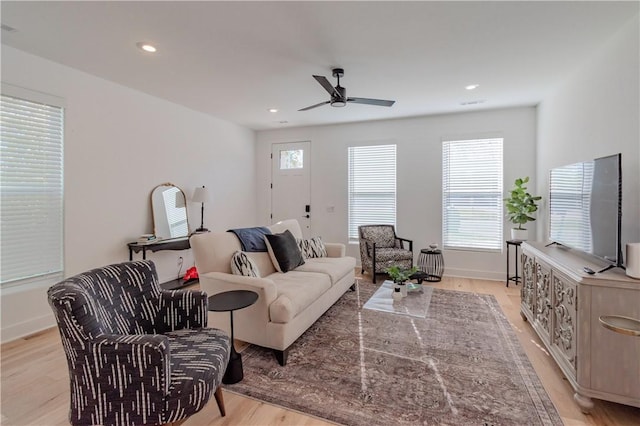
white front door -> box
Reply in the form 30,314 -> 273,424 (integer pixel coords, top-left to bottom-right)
271,141 -> 311,238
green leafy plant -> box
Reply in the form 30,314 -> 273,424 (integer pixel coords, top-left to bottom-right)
386,265 -> 418,283
504,177 -> 542,230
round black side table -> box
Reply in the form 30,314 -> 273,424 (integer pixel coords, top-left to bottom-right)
417,247 -> 444,282
208,290 -> 258,384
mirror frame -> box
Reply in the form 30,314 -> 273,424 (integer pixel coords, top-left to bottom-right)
151,182 -> 190,239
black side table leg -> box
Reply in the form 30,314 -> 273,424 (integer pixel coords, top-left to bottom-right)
222,311 -> 244,384
506,241 -> 510,287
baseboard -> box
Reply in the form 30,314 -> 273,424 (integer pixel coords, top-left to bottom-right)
1,313 -> 55,344
443,267 -> 504,282
356,264 -> 506,282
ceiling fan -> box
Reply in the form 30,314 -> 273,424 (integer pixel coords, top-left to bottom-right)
299,68 -> 396,111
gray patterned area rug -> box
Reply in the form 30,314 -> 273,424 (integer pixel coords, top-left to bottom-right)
226,282 -> 562,426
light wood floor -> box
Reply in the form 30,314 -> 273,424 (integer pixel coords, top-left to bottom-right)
2,275 -> 639,425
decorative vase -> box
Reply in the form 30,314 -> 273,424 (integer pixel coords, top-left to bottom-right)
392,287 -> 402,301
400,283 -> 408,298
511,228 -> 528,241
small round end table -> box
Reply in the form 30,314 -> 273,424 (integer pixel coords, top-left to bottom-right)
208,290 -> 258,384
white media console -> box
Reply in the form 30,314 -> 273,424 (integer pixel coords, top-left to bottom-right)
520,242 -> 640,412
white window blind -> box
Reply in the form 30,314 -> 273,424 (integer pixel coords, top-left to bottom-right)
348,144 -> 396,240
1,94 -> 64,286
442,138 -> 503,251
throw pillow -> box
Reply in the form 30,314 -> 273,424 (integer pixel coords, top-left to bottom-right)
298,236 -> 328,259
264,230 -> 305,273
230,251 -> 261,278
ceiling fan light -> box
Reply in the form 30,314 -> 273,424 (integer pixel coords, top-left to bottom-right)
331,100 -> 346,107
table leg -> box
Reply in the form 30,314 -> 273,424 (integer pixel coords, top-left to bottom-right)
515,245 -> 520,284
506,242 -> 510,287
222,310 -> 244,384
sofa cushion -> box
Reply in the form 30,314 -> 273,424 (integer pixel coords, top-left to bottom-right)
298,236 -> 327,259
230,251 -> 260,277
268,271 -> 331,323
268,219 -> 303,240
294,256 -> 356,285
265,230 -> 305,273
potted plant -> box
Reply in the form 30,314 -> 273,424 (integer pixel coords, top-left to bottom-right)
386,265 -> 418,297
504,176 -> 541,241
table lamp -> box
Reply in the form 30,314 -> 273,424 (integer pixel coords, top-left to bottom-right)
192,186 -> 210,232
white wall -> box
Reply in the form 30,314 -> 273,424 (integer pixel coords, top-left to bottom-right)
256,107 -> 537,280
537,16 -> 639,253
0,46 -> 257,343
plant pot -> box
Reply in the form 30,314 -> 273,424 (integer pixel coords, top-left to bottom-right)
511,228 -> 528,241
399,283 -> 408,298
392,287 -> 403,301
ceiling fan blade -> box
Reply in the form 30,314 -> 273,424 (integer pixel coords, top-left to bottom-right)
298,100 -> 330,111
313,75 -> 340,97
348,97 -> 395,107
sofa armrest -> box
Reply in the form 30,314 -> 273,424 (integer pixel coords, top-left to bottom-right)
156,289 -> 208,332
324,242 -> 346,258
199,272 -> 277,304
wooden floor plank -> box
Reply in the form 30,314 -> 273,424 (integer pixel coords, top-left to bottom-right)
2,274 -> 639,425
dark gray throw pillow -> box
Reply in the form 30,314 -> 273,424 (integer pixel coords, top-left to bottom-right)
264,229 -> 305,273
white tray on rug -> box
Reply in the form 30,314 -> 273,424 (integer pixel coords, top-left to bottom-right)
363,280 -> 433,318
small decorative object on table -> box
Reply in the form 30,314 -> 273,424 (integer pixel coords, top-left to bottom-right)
392,286 -> 403,301
386,265 -> 418,298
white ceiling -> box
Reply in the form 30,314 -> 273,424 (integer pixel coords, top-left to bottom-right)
1,1 -> 637,130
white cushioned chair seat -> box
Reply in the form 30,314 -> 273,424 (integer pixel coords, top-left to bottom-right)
294,256 -> 356,285
268,271 -> 331,323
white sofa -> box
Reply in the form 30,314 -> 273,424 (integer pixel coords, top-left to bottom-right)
190,219 -> 356,365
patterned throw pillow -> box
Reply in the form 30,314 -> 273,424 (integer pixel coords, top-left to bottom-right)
298,236 -> 327,259
230,251 -> 260,277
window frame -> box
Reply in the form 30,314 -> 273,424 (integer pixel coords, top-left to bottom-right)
442,136 -> 504,252
1,84 -> 65,289
347,143 -> 397,243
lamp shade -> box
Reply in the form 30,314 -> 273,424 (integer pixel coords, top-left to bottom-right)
192,186 -> 210,204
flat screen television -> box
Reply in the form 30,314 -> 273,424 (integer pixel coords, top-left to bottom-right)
548,153 -> 623,271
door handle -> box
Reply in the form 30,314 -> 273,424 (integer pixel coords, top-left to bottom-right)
302,214 -> 310,219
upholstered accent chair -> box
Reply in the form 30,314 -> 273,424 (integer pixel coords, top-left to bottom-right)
47,260 -> 230,426
358,225 -> 413,283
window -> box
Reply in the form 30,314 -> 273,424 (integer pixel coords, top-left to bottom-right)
442,138 -> 503,251
1,93 -> 64,287
348,144 -> 396,241
279,149 -> 303,169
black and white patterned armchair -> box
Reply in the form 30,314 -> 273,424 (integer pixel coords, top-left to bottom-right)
47,260 -> 230,426
358,225 -> 413,283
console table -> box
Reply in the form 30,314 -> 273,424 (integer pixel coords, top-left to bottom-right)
520,242 -> 640,412
127,237 -> 191,261
127,237 -> 194,290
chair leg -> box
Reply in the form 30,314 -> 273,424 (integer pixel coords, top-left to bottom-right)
214,386 -> 226,417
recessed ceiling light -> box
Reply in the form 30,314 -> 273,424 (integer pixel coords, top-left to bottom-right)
460,99 -> 486,106
136,42 -> 157,53
268,108 -> 278,113
465,84 -> 479,90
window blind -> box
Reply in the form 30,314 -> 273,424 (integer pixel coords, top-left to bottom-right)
1,94 -> 64,286
348,144 -> 396,240
442,138 -> 503,251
